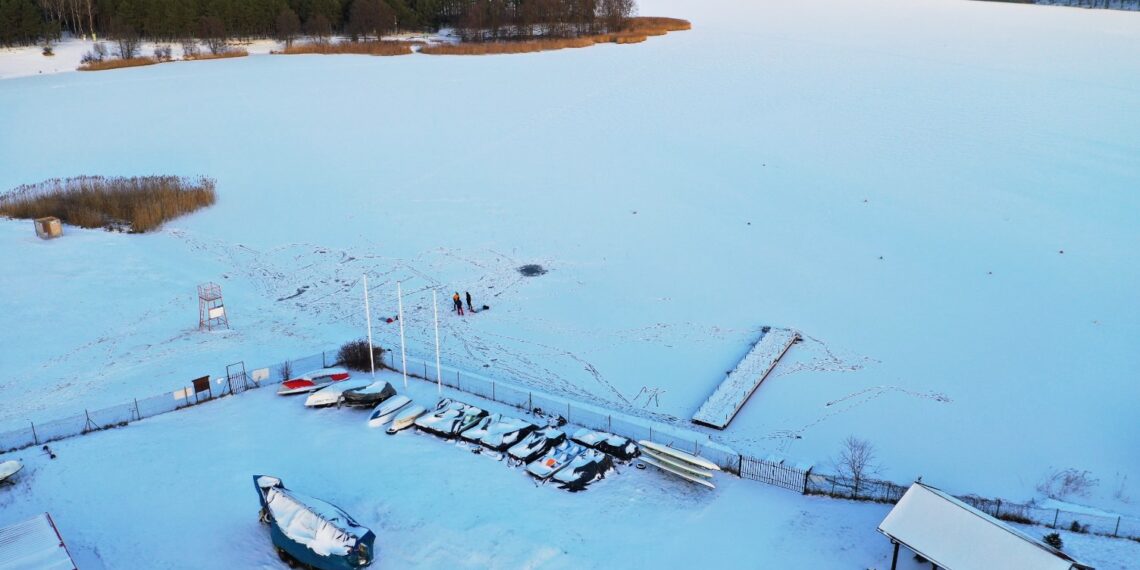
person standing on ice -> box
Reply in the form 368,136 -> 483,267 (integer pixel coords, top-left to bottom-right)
465,291 -> 474,313
453,292 -> 464,315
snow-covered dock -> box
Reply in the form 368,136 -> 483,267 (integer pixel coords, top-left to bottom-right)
692,328 -> 799,430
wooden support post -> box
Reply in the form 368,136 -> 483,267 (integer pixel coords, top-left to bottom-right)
890,541 -> 900,570
1114,516 -> 1121,537
29,421 -> 38,445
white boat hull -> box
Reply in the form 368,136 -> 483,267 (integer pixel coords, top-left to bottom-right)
368,395 -> 411,428
0,460 -> 22,483
387,405 -> 427,434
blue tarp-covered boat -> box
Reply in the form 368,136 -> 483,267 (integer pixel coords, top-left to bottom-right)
254,475 -> 375,570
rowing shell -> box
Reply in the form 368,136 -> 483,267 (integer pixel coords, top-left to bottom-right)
640,455 -> 715,489
641,447 -> 714,479
638,440 -> 721,472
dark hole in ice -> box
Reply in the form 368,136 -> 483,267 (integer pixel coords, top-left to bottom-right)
518,264 -> 547,277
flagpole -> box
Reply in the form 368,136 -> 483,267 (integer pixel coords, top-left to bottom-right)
432,289 -> 442,395
363,274 -> 375,378
397,281 -> 408,390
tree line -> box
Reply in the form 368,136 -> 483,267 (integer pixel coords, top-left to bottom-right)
0,0 -> 636,47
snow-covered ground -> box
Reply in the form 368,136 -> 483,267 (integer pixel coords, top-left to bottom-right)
1,0 -> 1138,530
0,371 -> 1136,569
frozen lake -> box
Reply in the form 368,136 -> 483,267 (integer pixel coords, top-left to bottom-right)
1,0 -> 1137,515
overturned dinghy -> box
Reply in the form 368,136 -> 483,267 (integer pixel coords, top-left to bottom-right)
553,449 -> 614,492
367,395 -> 411,428
416,399 -> 487,439
387,404 -> 427,434
306,379 -> 373,408
0,460 -> 23,485
253,475 -> 375,570
461,414 -> 536,451
507,427 -> 566,464
342,381 -> 397,408
571,429 -> 640,461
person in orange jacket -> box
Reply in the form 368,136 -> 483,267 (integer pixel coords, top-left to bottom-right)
452,292 -> 464,315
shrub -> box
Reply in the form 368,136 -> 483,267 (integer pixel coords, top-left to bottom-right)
337,339 -> 385,372
154,45 -> 173,61
81,43 -> 107,64
1038,468 -> 1099,500
279,360 -> 293,382
181,40 -> 201,58
1068,520 -> 1087,534
0,175 -> 217,233
1043,532 -> 1063,549
42,45 -> 54,56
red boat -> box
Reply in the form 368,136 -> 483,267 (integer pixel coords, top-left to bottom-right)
277,368 -> 351,395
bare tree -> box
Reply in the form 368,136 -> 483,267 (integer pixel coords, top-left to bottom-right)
110,17 -> 141,59
275,7 -> 301,47
304,13 -> 332,45
198,15 -> 227,55
348,0 -> 395,41
834,436 -> 879,496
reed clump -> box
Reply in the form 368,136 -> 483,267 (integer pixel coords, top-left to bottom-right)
277,41 -> 416,56
0,176 -> 217,233
420,17 -> 689,56
77,56 -> 161,71
183,49 -> 249,61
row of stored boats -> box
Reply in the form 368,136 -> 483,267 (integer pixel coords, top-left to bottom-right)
279,367 -> 722,491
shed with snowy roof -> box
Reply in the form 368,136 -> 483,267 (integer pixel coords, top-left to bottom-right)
0,513 -> 77,570
877,482 -> 1093,570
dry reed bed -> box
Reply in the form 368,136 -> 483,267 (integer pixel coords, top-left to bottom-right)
0,176 -> 217,233
78,57 -> 161,71
420,17 -> 690,56
183,49 -> 249,61
276,41 -> 417,56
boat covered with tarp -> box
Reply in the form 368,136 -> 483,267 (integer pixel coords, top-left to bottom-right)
253,475 -> 375,570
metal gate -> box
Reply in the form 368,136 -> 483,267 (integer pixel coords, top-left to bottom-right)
740,455 -> 809,493
225,361 -> 249,395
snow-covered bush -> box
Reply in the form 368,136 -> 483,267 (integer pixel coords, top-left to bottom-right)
337,339 -> 385,372
1043,532 -> 1063,549
154,45 -> 172,61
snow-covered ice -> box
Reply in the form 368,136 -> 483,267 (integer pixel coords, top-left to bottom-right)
1,0 -> 1138,532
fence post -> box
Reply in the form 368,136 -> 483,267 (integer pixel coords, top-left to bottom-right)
492,381 -> 495,401
322,351 -> 327,368
738,455 -> 743,476
29,421 -> 38,445
802,468 -> 811,495
133,398 -> 141,421
1114,516 -> 1121,537
528,392 -> 532,411
567,402 -> 571,422
649,426 -> 653,442
1052,509 -> 1059,528
608,415 -> 611,432
995,499 -> 1001,518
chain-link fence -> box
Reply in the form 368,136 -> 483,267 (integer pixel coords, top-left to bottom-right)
383,350 -> 743,472
0,350 -> 332,454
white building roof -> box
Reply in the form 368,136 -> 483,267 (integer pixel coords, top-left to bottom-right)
0,513 -> 77,570
878,483 -> 1093,570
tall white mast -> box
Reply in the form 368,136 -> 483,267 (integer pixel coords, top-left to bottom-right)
397,281 -> 408,390
363,274 -> 375,378
432,289 -> 442,395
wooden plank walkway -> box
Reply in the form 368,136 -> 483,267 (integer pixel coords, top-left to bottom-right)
691,327 -> 799,430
